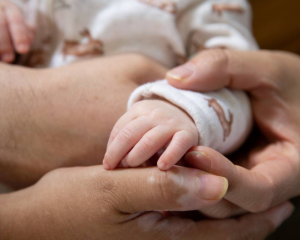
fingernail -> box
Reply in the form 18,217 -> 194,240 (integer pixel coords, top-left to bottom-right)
272,202 -> 295,228
167,62 -> 195,81
2,53 -> 14,62
185,151 -> 211,170
196,172 -> 228,200
121,160 -> 129,168
103,160 -> 111,170
17,44 -> 29,53
158,161 -> 168,170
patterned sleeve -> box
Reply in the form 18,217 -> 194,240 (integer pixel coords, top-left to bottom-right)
128,80 -> 252,155
177,0 -> 258,59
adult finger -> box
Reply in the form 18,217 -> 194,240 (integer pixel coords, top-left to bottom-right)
109,166 -> 228,214
184,146 -> 298,213
127,202 -> 294,240
166,49 -> 280,92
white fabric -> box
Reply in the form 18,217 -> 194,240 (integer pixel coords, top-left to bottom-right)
12,0 -> 258,68
9,0 -> 256,155
128,80 -> 252,154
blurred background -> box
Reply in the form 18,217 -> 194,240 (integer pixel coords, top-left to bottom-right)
251,0 -> 300,54
250,0 -> 300,239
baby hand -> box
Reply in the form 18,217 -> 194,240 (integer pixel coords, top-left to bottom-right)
104,99 -> 198,170
0,0 -> 33,62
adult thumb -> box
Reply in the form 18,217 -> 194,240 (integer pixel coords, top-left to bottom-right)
166,49 -> 275,92
110,166 -> 228,214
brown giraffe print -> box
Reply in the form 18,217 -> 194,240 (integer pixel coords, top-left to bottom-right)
212,3 -> 244,16
63,29 -> 104,58
206,98 -> 233,142
25,36 -> 52,67
26,49 -> 46,67
139,0 -> 177,14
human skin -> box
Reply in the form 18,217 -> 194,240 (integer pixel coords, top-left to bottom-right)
0,54 -> 167,188
0,165 -> 294,240
0,52 -> 294,239
104,99 -> 198,171
166,49 -> 300,218
0,0 -> 33,62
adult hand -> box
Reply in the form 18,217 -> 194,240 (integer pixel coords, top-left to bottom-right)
0,165 -> 293,240
166,50 -> 300,218
0,54 -> 167,189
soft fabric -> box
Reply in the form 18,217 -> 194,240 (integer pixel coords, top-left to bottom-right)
11,0 -> 258,68
128,80 -> 252,154
10,0 -> 256,154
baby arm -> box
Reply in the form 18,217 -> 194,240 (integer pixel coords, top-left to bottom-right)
0,0 -> 33,62
104,80 -> 252,171
178,0 -> 258,58
104,99 -> 198,171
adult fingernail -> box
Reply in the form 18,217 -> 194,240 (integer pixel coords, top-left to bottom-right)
185,151 -> 211,170
196,172 -> 228,200
272,202 -> 295,228
167,62 -> 195,81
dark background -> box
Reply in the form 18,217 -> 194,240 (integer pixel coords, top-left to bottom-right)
250,0 -> 300,239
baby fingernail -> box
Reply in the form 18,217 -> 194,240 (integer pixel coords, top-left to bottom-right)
103,160 -> 111,170
17,43 -> 29,53
196,172 -> 228,200
167,62 -> 195,81
121,160 -> 129,168
158,161 -> 168,170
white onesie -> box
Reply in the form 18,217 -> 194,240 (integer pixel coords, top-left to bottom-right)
12,0 -> 258,154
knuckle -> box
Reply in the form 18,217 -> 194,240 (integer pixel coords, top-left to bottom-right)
109,127 -> 120,142
247,188 -> 274,213
173,134 -> 192,150
90,172 -> 119,213
117,128 -> 132,146
150,108 -> 166,122
131,101 -> 147,112
149,170 -> 184,208
154,172 -> 177,204
138,135 -> 155,155
200,49 -> 229,68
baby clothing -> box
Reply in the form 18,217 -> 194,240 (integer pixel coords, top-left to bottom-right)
12,0 -> 257,68
11,0 -> 257,154
128,80 -> 252,154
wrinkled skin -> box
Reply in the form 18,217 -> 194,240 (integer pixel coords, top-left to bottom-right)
167,50 -> 300,218
0,165 -> 294,240
0,53 -> 294,239
0,54 -> 166,188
